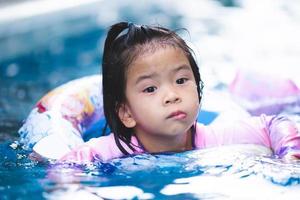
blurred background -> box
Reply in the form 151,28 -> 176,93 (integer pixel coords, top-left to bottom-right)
0,0 -> 300,140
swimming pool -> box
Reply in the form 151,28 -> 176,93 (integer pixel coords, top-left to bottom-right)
1,0 -> 300,199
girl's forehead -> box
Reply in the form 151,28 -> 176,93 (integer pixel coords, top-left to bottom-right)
126,46 -> 190,77
131,45 -> 187,66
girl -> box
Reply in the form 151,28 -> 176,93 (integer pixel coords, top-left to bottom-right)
60,22 -> 300,163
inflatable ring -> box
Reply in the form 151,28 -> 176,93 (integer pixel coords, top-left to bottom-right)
18,69 -> 300,159
229,69 -> 300,116
18,74 -> 253,160
18,75 -> 105,159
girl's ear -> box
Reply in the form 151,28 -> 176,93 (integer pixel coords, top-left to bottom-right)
118,103 -> 136,128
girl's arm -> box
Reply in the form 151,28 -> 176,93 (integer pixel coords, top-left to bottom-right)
59,134 -> 126,164
197,115 -> 300,159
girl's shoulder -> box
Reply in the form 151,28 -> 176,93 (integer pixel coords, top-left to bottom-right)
86,133 -> 145,161
84,133 -> 125,161
194,115 -> 272,148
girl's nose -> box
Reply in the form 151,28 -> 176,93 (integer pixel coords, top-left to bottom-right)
164,88 -> 181,105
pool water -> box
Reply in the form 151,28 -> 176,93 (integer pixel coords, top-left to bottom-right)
1,0 -> 300,199
1,141 -> 300,199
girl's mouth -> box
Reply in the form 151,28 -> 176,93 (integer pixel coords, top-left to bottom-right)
167,111 -> 187,120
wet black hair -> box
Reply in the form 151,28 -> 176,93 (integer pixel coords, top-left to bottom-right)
102,22 -> 204,154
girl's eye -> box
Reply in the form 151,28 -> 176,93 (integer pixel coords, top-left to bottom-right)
176,78 -> 188,84
143,86 -> 156,93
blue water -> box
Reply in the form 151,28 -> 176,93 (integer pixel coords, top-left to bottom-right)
1,141 -> 300,199
1,0 -> 300,199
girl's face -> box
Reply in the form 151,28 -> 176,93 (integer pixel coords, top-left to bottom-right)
118,46 -> 200,152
